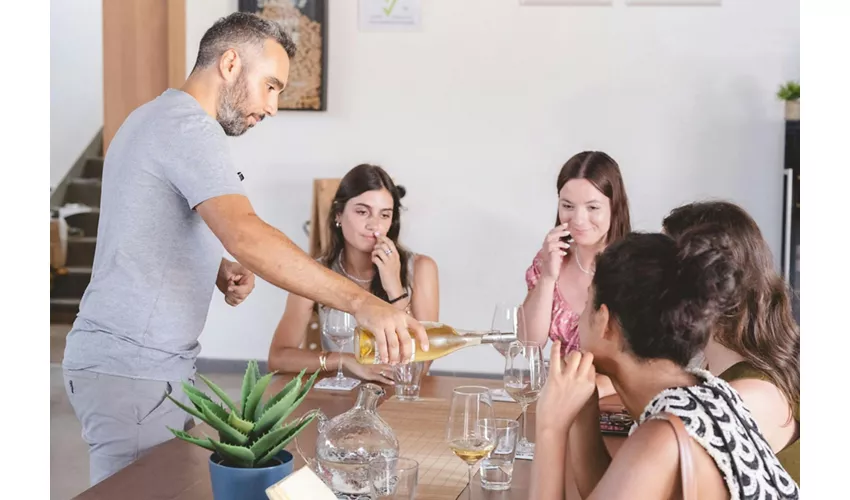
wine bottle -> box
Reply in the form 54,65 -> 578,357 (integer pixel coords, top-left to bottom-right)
353,321 -> 517,365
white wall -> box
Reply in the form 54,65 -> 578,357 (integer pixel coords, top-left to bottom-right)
190,0 -> 800,374
50,0 -> 103,188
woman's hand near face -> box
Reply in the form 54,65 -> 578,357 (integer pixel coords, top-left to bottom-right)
372,233 -> 404,298
541,223 -> 571,281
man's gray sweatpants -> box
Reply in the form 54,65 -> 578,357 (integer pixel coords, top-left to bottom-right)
63,369 -> 195,486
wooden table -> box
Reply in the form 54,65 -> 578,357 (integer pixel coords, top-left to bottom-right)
72,373 -> 624,499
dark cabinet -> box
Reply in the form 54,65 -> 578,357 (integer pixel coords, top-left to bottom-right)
781,119 -> 800,324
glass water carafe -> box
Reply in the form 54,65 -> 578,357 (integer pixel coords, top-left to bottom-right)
297,383 -> 399,499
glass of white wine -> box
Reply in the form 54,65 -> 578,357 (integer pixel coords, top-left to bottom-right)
504,340 -> 546,456
446,386 -> 497,500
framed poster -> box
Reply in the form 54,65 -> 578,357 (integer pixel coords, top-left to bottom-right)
238,0 -> 328,111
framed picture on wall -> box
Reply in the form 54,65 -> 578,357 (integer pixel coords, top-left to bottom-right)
519,0 -> 613,5
626,0 -> 720,5
238,0 -> 328,111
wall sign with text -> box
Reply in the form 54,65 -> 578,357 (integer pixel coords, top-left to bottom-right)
359,0 -> 422,31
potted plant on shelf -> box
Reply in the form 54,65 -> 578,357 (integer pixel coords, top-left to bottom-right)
777,80 -> 800,121
165,361 -> 320,500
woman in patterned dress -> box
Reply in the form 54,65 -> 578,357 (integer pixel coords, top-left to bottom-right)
519,151 -> 631,397
662,201 -> 800,484
530,229 -> 799,499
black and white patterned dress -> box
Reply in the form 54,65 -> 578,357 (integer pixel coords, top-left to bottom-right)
629,369 -> 800,500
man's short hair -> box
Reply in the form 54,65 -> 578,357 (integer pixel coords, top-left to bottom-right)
192,12 -> 296,72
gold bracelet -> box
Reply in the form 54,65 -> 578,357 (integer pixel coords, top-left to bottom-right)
318,351 -> 328,372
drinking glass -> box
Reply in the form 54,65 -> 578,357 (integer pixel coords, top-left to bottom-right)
446,386 -> 496,500
368,457 -> 419,499
323,309 -> 359,387
477,418 -> 519,491
393,361 -> 424,401
491,303 -> 520,356
504,341 -> 546,455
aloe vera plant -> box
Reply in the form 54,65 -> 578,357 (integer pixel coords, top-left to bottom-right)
166,361 -> 320,468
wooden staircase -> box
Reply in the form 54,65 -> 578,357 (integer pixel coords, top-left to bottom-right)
51,149 -> 103,324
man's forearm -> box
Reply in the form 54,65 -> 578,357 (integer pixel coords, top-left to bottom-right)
227,216 -> 368,314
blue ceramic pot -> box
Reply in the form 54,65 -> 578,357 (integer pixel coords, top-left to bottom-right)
208,451 -> 294,500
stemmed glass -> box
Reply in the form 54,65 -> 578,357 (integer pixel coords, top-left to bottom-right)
491,303 -> 521,356
322,309 -> 360,388
503,341 -> 546,456
446,386 -> 497,499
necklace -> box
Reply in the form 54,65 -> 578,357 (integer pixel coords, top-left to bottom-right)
575,247 -> 595,276
338,253 -> 372,284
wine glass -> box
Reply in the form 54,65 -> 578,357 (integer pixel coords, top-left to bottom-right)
446,386 -> 497,500
491,303 -> 520,357
322,309 -> 359,387
504,341 -> 546,456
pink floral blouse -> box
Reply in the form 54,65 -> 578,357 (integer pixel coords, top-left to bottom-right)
525,250 -> 581,355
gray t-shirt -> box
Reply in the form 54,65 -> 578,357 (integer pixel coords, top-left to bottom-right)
62,88 -> 245,382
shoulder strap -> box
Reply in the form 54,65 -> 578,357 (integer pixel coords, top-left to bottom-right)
719,361 -> 772,384
653,412 -> 698,500
406,252 -> 417,290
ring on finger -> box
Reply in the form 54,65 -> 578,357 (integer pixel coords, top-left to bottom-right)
384,247 -> 392,256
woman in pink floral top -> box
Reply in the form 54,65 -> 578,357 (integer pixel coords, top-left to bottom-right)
520,151 -> 632,395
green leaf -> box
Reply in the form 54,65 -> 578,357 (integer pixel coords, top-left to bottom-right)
183,387 -> 228,422
200,400 -> 248,446
253,376 -> 302,435
181,382 -> 215,412
299,369 -> 321,398
260,369 -> 306,419
252,361 -> 262,385
210,439 -> 255,468
255,414 -> 316,466
198,373 -> 239,414
267,369 -> 321,431
248,419 -> 299,460
228,411 -> 255,435
168,427 -> 215,451
240,361 -> 258,417
165,393 -> 205,423
243,371 -> 276,422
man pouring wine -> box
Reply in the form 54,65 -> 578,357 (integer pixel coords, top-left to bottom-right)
61,12 -> 427,487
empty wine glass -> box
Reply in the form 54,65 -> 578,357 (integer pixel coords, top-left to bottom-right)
491,303 -> 520,357
446,386 -> 496,500
504,341 -> 546,456
322,308 -> 359,388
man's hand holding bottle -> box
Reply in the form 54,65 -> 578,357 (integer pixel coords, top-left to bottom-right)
352,296 -> 429,365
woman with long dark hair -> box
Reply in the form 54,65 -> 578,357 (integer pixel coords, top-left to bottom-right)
530,229 -> 799,499
519,151 -> 631,398
268,164 -> 439,382
662,201 -> 800,483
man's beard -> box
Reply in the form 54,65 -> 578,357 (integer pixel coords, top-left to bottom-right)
217,72 -> 257,137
